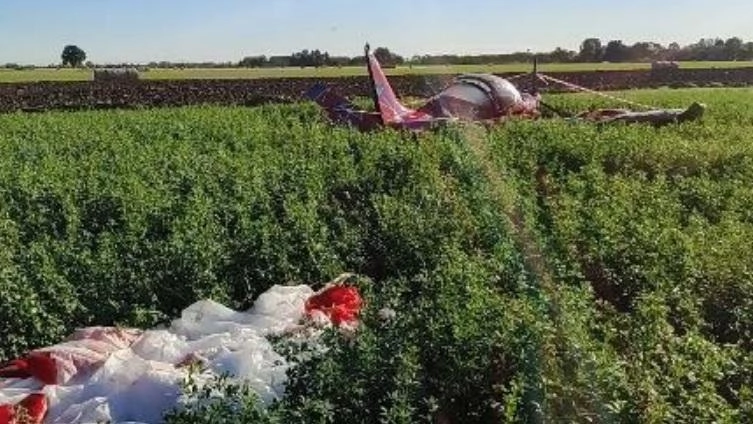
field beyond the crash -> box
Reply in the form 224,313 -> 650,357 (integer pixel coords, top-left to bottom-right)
1,88 -> 753,422
0,60 -> 751,82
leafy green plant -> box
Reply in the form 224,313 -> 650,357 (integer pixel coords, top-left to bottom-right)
0,88 -> 752,422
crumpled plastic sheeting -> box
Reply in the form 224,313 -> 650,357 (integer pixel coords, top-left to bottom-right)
0,284 -> 317,424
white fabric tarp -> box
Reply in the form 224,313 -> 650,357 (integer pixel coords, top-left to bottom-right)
0,284 -> 322,424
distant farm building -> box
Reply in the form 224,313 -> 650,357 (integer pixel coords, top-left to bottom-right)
651,60 -> 679,70
93,68 -> 140,82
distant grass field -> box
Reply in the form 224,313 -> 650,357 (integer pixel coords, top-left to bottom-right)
1,61 -> 751,83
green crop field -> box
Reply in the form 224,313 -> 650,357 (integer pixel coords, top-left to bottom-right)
1,87 -> 753,422
0,60 -> 752,83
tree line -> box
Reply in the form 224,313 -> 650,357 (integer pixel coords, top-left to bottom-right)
572,37 -> 753,63
238,47 -> 403,68
234,38 -> 753,68
3,37 -> 753,70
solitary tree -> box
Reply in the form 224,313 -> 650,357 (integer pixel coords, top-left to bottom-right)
603,40 -> 629,62
578,38 -> 603,62
724,37 -> 744,60
373,47 -> 404,66
61,45 -> 87,67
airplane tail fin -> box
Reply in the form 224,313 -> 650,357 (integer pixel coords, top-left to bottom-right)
365,45 -> 428,124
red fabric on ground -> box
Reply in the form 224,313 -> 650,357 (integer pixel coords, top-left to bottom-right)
0,352 -> 56,386
18,394 -> 47,424
0,393 -> 47,424
0,327 -> 143,424
23,353 -> 57,386
305,285 -> 363,325
0,404 -> 12,424
0,358 -> 31,380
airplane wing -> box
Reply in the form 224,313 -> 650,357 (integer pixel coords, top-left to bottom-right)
305,83 -> 358,115
304,82 -> 384,131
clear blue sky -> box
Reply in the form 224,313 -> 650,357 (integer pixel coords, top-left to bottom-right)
1,0 -> 751,65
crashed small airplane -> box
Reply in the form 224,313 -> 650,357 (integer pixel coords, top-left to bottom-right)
305,44 -> 705,132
